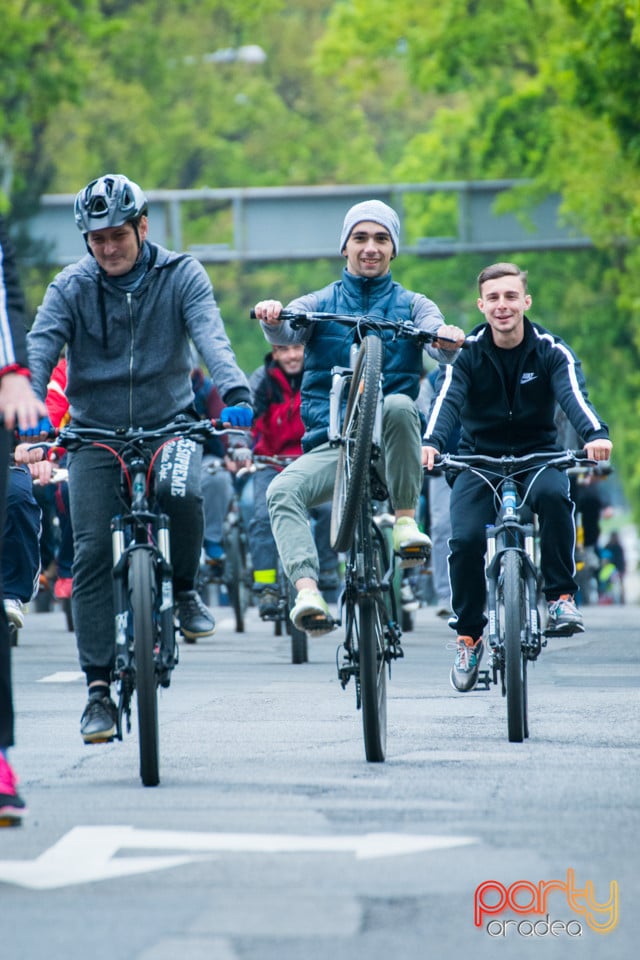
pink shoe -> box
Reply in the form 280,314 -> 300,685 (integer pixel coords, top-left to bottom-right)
54,577 -> 73,600
0,753 -> 27,826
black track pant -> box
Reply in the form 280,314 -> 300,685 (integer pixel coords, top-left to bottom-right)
448,465 -> 577,640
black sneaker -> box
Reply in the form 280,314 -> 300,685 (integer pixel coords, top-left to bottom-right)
450,636 -> 484,692
175,590 -> 216,641
545,594 -> 585,636
80,690 -> 117,744
256,586 -> 280,620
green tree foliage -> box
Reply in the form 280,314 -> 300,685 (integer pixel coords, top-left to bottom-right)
316,0 -> 640,523
0,0 -> 109,209
6,0 -> 639,523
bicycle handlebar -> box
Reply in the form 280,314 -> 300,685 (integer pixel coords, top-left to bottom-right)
251,308 -> 465,348
27,417 -> 248,456
435,449 -> 596,474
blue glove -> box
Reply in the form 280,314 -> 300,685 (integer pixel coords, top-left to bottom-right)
20,415 -> 53,438
219,404 -> 253,428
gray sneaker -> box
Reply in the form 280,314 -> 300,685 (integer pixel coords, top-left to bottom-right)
545,594 -> 585,636
80,691 -> 117,744
175,590 -> 216,641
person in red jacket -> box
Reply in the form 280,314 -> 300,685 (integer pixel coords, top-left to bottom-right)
249,343 -> 338,618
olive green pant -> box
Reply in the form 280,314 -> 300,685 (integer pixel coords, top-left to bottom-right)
266,394 -> 422,584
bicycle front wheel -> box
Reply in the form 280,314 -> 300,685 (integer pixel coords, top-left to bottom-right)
331,335 -> 383,553
130,548 -> 160,786
501,550 -> 527,743
357,512 -> 388,762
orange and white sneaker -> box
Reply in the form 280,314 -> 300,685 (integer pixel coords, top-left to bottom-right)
450,636 -> 484,692
545,594 -> 584,636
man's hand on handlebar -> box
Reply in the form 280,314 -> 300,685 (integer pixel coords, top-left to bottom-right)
14,441 -> 47,465
584,438 -> 612,462
422,445 -> 440,471
253,300 -> 284,326
432,324 -> 466,350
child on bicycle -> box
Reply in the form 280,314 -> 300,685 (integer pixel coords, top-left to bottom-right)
253,199 -> 464,635
422,262 -> 612,692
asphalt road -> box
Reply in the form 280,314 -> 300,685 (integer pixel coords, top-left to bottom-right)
2,597 -> 639,960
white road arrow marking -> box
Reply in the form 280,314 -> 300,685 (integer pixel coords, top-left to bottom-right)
0,825 -> 477,889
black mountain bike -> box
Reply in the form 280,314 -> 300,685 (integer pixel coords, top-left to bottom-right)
53,417 -> 239,786
436,449 -> 593,743
197,455 -> 252,633
272,309 -> 448,761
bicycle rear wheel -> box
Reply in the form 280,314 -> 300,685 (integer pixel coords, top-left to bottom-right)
286,580 -> 308,664
224,521 -> 249,633
501,550 -> 527,743
331,335 -> 383,553
357,507 -> 388,762
130,548 -> 160,786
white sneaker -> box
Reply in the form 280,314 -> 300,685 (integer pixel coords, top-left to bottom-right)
4,599 -> 25,630
401,582 -> 419,612
392,517 -> 432,568
290,589 -> 334,636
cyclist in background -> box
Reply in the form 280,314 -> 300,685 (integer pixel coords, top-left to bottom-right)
18,175 -> 251,745
2,460 -> 42,638
1,213 -> 48,825
249,342 -> 339,618
253,199 -> 464,634
422,262 -> 612,692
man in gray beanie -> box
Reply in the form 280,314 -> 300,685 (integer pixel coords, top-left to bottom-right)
339,199 -> 401,257
253,199 -> 465,635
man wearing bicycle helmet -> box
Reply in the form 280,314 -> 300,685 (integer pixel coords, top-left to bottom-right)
21,174 -> 252,744
253,199 -> 464,635
423,262 -> 612,692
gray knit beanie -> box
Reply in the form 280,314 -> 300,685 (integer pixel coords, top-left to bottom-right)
339,199 -> 400,255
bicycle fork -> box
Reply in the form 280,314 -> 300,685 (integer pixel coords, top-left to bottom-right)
110,513 -> 177,736
484,526 -> 543,690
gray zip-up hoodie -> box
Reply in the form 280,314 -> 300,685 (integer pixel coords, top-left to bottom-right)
27,243 -> 250,429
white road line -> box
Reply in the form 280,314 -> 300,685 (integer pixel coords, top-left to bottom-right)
38,671 -> 85,683
0,825 -> 478,889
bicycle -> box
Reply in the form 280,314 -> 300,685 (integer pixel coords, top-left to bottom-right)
197,454 -> 252,633
248,454 -> 309,664
32,466 -> 74,632
435,449 -> 594,743
48,416 -> 240,786
264,309 -> 449,761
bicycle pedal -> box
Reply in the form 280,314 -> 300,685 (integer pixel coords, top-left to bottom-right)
299,614 -> 336,636
397,545 -> 431,569
474,669 -> 492,691
544,623 -> 585,638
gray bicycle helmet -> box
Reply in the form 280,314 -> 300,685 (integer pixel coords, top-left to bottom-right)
74,174 -> 148,234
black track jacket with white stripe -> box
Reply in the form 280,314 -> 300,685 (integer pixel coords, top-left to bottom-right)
424,317 -> 609,456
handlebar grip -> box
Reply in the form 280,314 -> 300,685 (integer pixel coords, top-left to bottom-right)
250,309 -> 257,319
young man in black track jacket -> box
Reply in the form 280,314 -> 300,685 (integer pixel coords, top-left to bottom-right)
423,262 -> 612,693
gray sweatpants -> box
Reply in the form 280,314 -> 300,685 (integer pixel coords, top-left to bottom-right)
267,394 -> 422,584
